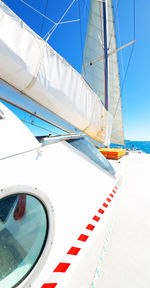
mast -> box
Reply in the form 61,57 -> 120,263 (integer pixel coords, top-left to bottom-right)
102,0 -> 109,110
82,0 -> 125,145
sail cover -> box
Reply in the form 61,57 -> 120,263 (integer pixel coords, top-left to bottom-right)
0,0 -> 113,146
82,0 -> 124,145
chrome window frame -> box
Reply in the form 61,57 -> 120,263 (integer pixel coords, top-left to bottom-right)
0,185 -> 55,288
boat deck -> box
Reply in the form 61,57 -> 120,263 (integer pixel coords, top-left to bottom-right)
96,151 -> 150,287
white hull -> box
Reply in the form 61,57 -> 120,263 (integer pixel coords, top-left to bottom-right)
0,102 -> 120,287
1,101 -> 149,287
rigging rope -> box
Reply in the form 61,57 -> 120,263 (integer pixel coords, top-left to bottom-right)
44,0 -> 79,41
82,0 -> 90,16
116,8 -> 127,136
114,0 -> 135,118
21,119 -> 60,135
108,0 -> 120,49
120,0 -> 135,94
78,0 -> 84,66
120,45 -> 135,97
79,0 -> 91,74
20,0 -> 56,24
19,0 -> 79,31
40,0 -> 48,37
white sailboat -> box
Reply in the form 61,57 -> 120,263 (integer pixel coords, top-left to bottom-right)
0,1 -> 150,288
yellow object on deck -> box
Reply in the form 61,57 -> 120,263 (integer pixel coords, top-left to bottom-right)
99,148 -> 126,160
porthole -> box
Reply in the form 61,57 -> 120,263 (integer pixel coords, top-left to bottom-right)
0,194 -> 48,288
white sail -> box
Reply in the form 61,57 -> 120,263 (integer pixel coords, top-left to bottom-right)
82,0 -> 106,105
0,1 -> 112,146
82,0 -> 124,145
107,0 -> 124,144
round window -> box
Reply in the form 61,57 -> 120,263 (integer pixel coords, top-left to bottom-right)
0,194 -> 48,288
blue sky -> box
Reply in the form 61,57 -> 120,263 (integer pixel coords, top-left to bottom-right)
116,0 -> 150,141
2,0 -> 150,141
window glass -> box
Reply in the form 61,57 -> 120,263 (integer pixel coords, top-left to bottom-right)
67,138 -> 115,176
0,194 -> 47,288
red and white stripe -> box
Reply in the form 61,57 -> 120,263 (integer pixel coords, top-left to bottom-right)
41,184 -> 119,288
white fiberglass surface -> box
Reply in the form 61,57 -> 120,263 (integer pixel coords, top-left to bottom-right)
0,194 -> 47,288
67,138 -> 115,176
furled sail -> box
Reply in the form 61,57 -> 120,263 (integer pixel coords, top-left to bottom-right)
82,0 -> 124,145
0,0 -> 112,146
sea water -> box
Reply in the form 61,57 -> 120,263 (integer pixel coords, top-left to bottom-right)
125,141 -> 150,154
111,141 -> 150,154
